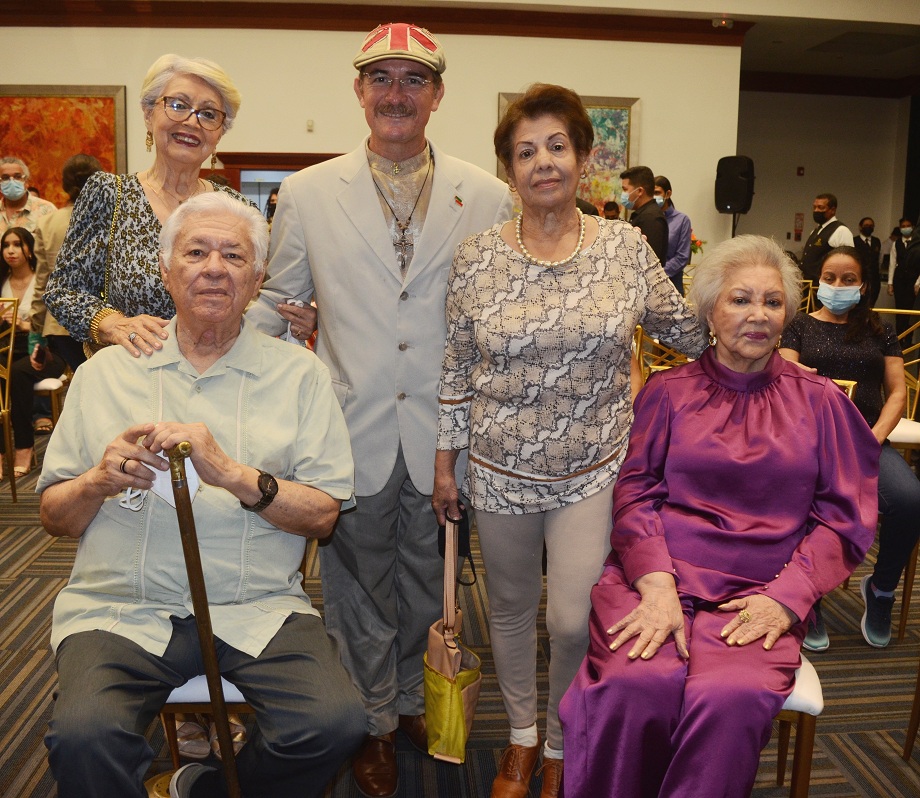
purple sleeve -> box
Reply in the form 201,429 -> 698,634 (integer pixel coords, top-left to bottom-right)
611,374 -> 679,584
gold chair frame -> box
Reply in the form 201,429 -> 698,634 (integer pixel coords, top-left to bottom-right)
0,298 -> 20,502
633,325 -> 691,385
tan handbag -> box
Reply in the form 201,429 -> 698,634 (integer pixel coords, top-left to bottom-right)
423,517 -> 482,764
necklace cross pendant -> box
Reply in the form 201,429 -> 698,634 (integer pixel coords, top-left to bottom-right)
394,228 -> 413,274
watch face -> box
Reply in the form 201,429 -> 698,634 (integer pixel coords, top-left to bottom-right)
258,471 -> 278,497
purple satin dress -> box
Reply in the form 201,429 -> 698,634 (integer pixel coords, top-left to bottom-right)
560,348 -> 879,798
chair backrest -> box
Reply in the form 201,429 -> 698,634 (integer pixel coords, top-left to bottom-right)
0,297 -> 20,414
831,379 -> 857,400
870,308 -> 920,419
634,325 -> 691,385
799,280 -> 814,315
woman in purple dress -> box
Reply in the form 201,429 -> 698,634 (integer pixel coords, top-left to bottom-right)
560,235 -> 880,798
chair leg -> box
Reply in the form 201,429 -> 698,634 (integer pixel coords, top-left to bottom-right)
899,541 -> 919,641
161,712 -> 182,770
776,718 -> 792,786
789,712 -> 816,798
3,418 -> 16,503
903,656 -> 920,760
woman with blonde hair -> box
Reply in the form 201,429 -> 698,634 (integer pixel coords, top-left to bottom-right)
46,54 -> 253,359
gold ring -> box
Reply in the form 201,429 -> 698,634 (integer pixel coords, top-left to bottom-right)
738,610 -> 752,624
119,457 -> 131,473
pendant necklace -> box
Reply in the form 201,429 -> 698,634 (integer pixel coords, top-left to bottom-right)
371,158 -> 432,275
516,209 -> 585,268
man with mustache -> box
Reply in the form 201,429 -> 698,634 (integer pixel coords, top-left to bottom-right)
247,22 -> 512,798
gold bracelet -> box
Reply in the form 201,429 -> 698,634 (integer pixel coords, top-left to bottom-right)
89,307 -> 122,344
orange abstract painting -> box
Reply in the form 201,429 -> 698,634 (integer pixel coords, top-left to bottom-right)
0,87 -> 125,207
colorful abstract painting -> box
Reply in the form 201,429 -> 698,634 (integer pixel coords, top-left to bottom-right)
498,92 -> 638,215
0,86 -> 126,207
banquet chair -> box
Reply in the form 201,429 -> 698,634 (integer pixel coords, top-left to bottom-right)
799,280 -> 814,314
774,654 -> 823,798
159,676 -> 251,770
633,325 -> 691,384
0,297 -> 20,502
33,364 -> 73,428
154,539 -> 315,770
904,651 -> 920,760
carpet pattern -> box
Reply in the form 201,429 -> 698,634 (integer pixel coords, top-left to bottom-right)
2,444 -> 920,797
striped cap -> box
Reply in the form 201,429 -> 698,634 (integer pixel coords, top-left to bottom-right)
353,23 -> 446,74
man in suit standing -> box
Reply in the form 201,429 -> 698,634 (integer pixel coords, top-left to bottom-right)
853,216 -> 882,306
800,193 -> 854,285
619,165 -> 668,266
247,23 -> 512,798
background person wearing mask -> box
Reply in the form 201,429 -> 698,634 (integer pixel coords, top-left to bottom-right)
0,156 -> 56,234
853,216 -> 882,306
886,218 -> 916,335
653,175 -> 691,294
619,166 -> 668,266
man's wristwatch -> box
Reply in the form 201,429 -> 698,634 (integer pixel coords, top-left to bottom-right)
240,470 -> 278,513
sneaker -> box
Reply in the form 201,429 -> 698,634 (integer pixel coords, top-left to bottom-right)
802,601 -> 829,652
860,575 -> 894,648
169,763 -> 221,798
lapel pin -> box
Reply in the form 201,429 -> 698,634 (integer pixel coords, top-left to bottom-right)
453,195 -> 463,208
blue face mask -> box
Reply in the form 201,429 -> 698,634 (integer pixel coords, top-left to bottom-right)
902,227 -> 914,238
0,178 -> 26,201
654,195 -> 665,207
817,283 -> 862,316
619,188 -> 636,210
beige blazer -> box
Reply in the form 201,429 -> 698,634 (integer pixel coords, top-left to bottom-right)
31,205 -> 74,337
248,140 -> 513,495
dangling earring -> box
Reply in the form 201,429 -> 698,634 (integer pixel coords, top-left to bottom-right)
145,131 -> 153,152
708,331 -> 717,347
210,152 -> 217,170
775,336 -> 782,349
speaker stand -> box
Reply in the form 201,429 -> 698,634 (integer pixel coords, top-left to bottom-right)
732,213 -> 740,238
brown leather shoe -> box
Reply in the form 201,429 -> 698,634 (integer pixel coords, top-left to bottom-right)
537,757 -> 563,798
491,740 -> 541,798
353,733 -> 398,798
398,713 -> 429,754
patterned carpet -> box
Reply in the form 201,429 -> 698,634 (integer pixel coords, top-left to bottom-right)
2,440 -> 920,797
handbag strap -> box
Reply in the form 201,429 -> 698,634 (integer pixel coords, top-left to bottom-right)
101,174 -> 123,303
442,518 -> 459,636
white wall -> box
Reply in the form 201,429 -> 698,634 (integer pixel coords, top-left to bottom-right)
737,91 -> 910,257
4,26 -> 739,245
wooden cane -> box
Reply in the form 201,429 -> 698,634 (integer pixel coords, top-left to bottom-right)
167,442 -> 242,798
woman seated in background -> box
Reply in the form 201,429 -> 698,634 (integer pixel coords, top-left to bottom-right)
433,83 -> 703,798
560,235 -> 879,798
780,245 -> 920,649
1,227 -> 38,479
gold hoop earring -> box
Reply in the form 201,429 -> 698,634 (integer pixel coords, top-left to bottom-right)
708,331 -> 717,347
775,336 -> 782,350
210,152 -> 217,170
145,131 -> 153,152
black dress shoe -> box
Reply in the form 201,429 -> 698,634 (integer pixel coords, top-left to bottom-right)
398,713 -> 429,754
353,733 -> 397,798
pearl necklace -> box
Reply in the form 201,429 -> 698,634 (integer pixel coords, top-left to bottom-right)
515,209 -> 585,268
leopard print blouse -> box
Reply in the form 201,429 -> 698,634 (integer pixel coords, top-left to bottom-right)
45,171 -> 253,342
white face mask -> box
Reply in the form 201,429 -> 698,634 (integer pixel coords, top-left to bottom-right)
654,196 -> 665,207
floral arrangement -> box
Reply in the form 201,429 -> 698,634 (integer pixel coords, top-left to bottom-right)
690,232 -> 705,256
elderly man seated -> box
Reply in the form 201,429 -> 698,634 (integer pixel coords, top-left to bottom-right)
39,192 -> 366,798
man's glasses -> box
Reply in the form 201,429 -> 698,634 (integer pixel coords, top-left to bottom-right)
160,97 -> 227,131
361,73 -> 433,93
0,173 -> 25,183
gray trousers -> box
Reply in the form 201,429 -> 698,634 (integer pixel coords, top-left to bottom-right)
320,448 -> 442,736
46,614 -> 366,798
476,484 -> 613,751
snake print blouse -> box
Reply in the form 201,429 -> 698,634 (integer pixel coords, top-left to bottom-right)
45,172 -> 253,342
437,218 -> 705,514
